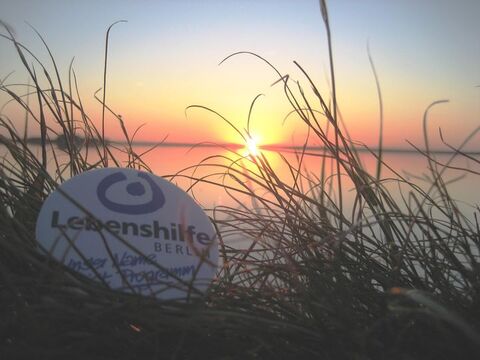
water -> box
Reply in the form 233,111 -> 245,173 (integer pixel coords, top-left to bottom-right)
3,143 -> 479,285
3,144 -> 480,212
142,146 -> 480,214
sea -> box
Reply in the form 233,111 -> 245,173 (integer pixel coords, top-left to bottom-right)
2,144 -> 480,215
3,143 -> 479,283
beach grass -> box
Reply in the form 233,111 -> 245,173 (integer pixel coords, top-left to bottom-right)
1,1 -> 480,359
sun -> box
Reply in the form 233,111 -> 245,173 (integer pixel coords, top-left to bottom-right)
243,135 -> 261,157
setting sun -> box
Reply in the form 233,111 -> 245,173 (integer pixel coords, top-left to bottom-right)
243,135 -> 261,157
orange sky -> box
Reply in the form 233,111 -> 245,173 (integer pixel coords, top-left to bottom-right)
1,0 -> 479,150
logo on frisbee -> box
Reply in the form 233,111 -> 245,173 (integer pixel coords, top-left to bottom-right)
96,171 -> 165,214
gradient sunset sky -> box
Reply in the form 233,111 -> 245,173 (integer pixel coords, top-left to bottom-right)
1,0 -> 479,149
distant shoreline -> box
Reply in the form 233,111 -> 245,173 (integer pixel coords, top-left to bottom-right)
116,141 -> 480,155
18,136 -> 480,155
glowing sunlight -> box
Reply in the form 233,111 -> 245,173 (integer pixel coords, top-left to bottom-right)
243,135 -> 261,157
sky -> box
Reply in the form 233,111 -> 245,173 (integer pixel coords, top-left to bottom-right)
0,0 -> 479,150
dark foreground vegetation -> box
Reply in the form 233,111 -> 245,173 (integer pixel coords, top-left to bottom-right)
1,2 -> 480,359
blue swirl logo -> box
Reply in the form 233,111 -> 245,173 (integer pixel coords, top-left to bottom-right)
97,171 -> 165,214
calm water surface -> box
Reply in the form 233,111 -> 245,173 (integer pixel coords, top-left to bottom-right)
139,146 -> 480,212
2,144 -> 480,215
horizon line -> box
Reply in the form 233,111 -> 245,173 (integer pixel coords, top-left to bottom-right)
22,136 -> 479,155
110,140 -> 480,155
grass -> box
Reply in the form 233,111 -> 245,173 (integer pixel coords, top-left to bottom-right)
1,1 -> 480,359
